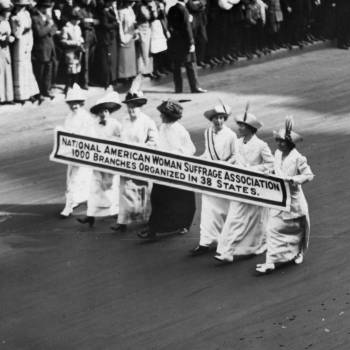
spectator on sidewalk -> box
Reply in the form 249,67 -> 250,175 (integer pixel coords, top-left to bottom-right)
32,0 -> 57,101
0,0 -> 14,104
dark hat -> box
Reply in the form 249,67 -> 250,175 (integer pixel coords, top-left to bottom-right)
69,7 -> 83,20
37,0 -> 53,7
122,91 -> 147,107
157,99 -> 183,121
90,92 -> 122,114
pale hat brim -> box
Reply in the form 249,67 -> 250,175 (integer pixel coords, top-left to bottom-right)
273,129 -> 303,143
235,113 -> 263,130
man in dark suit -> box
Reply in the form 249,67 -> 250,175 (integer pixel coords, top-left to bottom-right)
32,0 -> 57,99
167,0 -> 207,93
335,0 -> 350,49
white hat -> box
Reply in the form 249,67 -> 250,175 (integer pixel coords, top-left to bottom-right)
235,102 -> 263,130
204,104 -> 231,120
90,91 -> 121,114
273,116 -> 303,143
65,83 -> 86,102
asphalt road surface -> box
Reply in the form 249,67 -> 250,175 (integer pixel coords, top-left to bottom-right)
1,47 -> 350,350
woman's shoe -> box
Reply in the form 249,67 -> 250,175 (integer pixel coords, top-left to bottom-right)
256,263 -> 275,274
213,254 -> 234,264
137,231 -> 157,240
77,216 -> 95,227
110,224 -> 127,232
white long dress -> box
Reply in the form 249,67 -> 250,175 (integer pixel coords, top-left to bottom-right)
216,134 -> 274,258
117,111 -> 158,225
11,9 -> 39,101
199,125 -> 237,247
265,148 -> 314,264
61,108 -> 93,216
87,118 -> 122,217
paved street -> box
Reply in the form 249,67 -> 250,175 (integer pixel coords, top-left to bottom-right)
1,47 -> 350,350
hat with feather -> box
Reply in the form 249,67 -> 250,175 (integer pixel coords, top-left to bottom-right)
273,116 -> 303,144
204,100 -> 231,120
235,102 -> 263,130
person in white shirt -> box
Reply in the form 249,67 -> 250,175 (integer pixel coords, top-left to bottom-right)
77,92 -> 122,227
190,104 -> 237,256
256,117 -> 314,274
111,90 -> 158,232
60,83 -> 93,218
214,107 -> 274,263
138,99 -> 196,240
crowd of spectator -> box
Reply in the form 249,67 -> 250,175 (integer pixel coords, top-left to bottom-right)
1,0 -> 349,105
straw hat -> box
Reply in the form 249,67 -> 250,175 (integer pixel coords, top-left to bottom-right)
90,91 -> 121,114
122,91 -> 147,107
13,0 -> 31,5
157,99 -> 183,121
65,83 -> 86,102
235,103 -> 263,130
273,116 -> 303,144
204,104 -> 231,120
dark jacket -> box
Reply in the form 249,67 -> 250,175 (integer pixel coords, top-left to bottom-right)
167,2 -> 195,62
32,9 -> 57,62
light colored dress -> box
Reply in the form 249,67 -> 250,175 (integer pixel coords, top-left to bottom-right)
11,9 -> 39,101
0,18 -> 14,102
265,148 -> 314,264
61,108 -> 93,216
117,111 -> 158,225
87,118 -> 122,217
199,125 -> 237,247
216,134 -> 274,258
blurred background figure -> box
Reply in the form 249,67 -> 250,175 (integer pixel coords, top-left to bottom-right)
0,0 -> 14,104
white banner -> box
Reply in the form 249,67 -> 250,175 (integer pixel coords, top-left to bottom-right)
50,130 -> 291,211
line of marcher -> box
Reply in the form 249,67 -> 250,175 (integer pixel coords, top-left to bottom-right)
60,83 -> 314,275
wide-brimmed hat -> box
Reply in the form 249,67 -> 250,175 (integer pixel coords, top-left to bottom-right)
122,91 -> 147,107
0,0 -> 13,10
90,92 -> 121,114
273,116 -> 303,144
65,83 -> 86,102
235,103 -> 263,130
157,99 -> 183,121
204,104 -> 231,120
36,0 -> 53,7
13,0 -> 31,6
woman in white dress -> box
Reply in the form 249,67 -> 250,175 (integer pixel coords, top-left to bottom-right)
11,0 -> 40,103
77,92 -> 122,227
138,99 -> 196,240
111,89 -> 158,232
60,83 -> 92,218
256,117 -> 314,274
214,107 -> 274,263
190,104 -> 237,256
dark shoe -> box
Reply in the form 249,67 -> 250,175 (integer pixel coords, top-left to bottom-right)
77,216 -> 95,227
110,224 -> 127,232
208,58 -> 218,67
191,87 -> 207,93
137,231 -> 157,240
213,57 -> 223,64
59,213 -> 70,219
178,227 -> 189,235
81,85 -> 89,90
190,245 -> 212,256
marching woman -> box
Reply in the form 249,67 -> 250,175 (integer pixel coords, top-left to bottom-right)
111,89 -> 158,232
214,105 -> 274,263
60,83 -> 93,218
256,117 -> 314,274
190,104 -> 237,255
138,99 -> 196,240
77,91 -> 122,227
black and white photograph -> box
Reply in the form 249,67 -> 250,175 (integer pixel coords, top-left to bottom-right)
0,0 -> 349,348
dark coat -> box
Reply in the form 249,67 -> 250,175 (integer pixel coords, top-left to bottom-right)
167,2 -> 195,63
32,9 -> 57,62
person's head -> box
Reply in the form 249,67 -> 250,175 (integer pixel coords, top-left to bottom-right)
234,106 -> 262,138
157,99 -> 183,123
273,116 -> 302,152
236,121 -> 257,138
37,0 -> 53,15
0,0 -> 13,18
97,107 -> 110,120
90,91 -> 121,119
275,137 -> 295,153
127,103 -> 139,119
123,91 -> 147,117
67,100 -> 84,112
13,0 -> 30,11
204,104 -> 231,132
69,6 -> 82,24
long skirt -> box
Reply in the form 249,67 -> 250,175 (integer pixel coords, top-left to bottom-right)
87,171 -> 119,217
0,47 -> 14,102
137,22 -> 153,75
265,214 -> 306,264
148,184 -> 196,233
216,201 -> 267,258
199,194 -> 230,247
12,52 -> 39,100
62,165 -> 92,215
117,177 -> 151,225
118,42 -> 137,79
